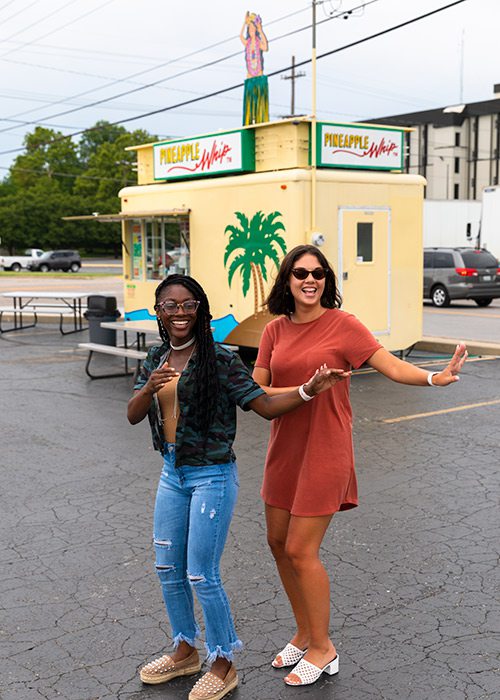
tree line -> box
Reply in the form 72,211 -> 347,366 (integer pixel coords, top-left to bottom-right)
0,121 -> 157,255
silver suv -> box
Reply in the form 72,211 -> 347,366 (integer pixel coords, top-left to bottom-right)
424,247 -> 500,307
27,250 -> 81,272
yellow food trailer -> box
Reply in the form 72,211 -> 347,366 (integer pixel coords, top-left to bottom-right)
114,117 -> 424,350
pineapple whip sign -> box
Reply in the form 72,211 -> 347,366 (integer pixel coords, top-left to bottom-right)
317,123 -> 404,170
153,130 -> 255,181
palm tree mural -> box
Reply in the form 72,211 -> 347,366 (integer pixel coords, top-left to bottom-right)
224,210 -> 287,316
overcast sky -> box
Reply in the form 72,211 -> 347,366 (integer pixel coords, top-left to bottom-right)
0,0 -> 497,175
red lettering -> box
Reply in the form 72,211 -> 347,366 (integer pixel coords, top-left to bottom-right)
197,141 -> 232,171
363,138 -> 398,159
330,136 -> 399,162
166,140 -> 233,174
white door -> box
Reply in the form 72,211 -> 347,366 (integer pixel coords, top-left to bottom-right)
338,207 -> 391,335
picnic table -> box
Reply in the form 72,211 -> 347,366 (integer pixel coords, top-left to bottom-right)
78,319 -> 160,379
0,290 -> 88,334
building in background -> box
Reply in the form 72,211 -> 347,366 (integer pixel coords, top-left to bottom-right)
371,84 -> 500,202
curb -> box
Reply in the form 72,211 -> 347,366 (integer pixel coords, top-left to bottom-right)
416,337 -> 500,356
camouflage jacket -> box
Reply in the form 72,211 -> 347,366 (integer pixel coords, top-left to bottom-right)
134,342 -> 265,467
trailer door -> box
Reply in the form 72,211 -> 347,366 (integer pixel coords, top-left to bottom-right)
338,207 -> 391,336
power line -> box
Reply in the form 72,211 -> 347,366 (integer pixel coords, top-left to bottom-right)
0,0 -> 18,13
97,1 -> 472,129
0,4 -> 311,127
0,0 -> 39,27
0,0 -> 375,134
0,0 -> 116,60
1,0 -> 80,44
0,0 -> 468,157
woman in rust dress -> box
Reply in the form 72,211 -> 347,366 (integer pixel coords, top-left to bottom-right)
253,244 -> 467,687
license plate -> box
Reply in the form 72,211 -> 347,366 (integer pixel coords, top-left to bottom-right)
482,275 -> 492,281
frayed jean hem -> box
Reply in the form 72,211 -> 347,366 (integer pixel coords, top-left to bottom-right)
204,639 -> 243,664
173,630 -> 200,649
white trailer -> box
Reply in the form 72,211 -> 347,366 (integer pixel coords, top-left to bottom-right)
423,200 -> 482,249
480,186 -> 500,259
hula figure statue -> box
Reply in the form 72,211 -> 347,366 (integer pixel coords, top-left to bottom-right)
240,11 -> 269,125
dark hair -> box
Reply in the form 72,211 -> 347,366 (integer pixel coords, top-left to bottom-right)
266,245 -> 342,316
155,274 -> 219,439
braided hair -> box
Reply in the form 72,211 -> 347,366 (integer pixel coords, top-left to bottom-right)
155,274 -> 219,438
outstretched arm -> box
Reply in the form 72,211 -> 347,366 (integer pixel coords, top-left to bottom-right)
249,365 -> 351,419
366,343 -> 467,386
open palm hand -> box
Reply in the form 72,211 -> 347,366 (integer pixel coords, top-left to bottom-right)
306,364 -> 352,396
433,343 -> 468,386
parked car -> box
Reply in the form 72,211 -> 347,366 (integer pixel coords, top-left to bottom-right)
0,248 -> 44,271
424,246 -> 500,307
27,250 -> 81,272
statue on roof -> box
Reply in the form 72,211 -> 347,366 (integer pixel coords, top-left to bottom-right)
240,11 -> 269,125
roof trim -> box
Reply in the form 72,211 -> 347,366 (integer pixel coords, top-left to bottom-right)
62,209 -> 190,222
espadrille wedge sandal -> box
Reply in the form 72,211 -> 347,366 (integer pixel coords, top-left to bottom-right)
139,649 -> 201,684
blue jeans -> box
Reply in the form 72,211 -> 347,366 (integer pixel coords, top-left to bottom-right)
153,444 -> 242,663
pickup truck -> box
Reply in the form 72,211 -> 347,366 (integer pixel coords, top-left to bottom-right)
0,248 -> 44,271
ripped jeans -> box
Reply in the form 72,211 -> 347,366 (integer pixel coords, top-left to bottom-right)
153,444 -> 242,663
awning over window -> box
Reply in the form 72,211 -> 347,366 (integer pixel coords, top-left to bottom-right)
62,209 -> 190,223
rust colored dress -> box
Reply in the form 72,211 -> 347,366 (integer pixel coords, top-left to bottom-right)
255,309 -> 382,516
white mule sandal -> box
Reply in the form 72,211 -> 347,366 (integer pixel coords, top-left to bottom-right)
271,643 -> 307,668
284,654 -> 339,686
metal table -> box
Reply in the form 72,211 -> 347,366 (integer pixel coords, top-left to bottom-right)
100,319 -> 160,350
0,291 -> 89,334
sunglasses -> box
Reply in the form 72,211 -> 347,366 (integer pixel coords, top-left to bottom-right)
291,267 -> 327,281
155,300 -> 200,315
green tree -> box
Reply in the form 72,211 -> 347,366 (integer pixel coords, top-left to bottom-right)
0,121 -> 157,255
78,121 -> 128,163
224,210 -> 287,314
9,126 -> 82,193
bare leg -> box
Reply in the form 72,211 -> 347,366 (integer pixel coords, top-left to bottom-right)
171,640 -> 196,662
265,505 -> 310,652
283,514 -> 337,683
210,657 -> 232,679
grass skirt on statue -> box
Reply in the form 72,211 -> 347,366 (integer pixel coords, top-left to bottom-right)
243,76 -> 269,125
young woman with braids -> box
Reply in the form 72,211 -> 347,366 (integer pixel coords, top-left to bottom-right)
252,245 -> 468,687
127,273 -> 348,700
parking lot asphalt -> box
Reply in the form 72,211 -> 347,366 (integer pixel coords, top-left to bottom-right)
1,324 -> 499,700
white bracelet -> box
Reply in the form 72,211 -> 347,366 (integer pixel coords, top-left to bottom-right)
427,372 -> 439,387
298,383 -> 315,401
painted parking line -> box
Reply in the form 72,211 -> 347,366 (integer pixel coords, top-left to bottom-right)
383,398 -> 500,424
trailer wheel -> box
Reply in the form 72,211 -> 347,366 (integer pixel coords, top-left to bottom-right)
474,297 -> 493,307
431,285 -> 450,307
10,263 -> 21,272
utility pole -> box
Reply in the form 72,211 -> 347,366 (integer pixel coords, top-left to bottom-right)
281,55 -> 305,116
459,29 -> 465,103
311,0 -> 318,233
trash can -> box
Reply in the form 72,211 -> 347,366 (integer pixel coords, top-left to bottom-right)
84,295 -> 120,345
